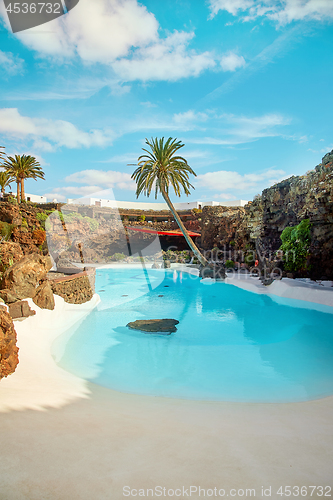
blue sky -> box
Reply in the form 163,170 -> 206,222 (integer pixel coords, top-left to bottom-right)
0,0 -> 332,203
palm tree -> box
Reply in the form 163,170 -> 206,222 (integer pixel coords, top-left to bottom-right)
0,171 -> 13,195
3,155 -> 45,203
0,146 -> 5,163
131,137 -> 209,267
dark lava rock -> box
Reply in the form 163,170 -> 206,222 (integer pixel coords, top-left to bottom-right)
199,263 -> 226,280
127,319 -> 179,334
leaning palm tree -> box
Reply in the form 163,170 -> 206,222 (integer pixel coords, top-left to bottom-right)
3,155 -> 45,203
0,171 -> 13,195
131,137 -> 208,267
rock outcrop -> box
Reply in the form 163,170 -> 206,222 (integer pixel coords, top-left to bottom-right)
8,300 -> 36,319
200,150 -> 333,279
0,202 -> 48,255
0,253 -> 52,303
33,281 -> 55,310
0,310 -> 19,380
127,318 -> 179,334
0,242 -> 24,273
200,206 -> 246,251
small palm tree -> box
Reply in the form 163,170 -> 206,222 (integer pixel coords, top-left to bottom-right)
3,155 -> 45,203
0,171 -> 13,195
131,137 -> 208,267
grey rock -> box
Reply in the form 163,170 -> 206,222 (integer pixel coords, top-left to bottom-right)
322,149 -> 333,165
127,318 -> 179,334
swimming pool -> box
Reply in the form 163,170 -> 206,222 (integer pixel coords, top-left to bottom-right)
52,267 -> 333,403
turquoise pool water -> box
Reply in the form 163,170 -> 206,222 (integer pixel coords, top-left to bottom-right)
52,267 -> 333,403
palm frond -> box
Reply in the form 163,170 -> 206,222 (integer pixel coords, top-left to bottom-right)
131,137 -> 196,199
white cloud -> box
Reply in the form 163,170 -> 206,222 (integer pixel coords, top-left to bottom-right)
7,0 -> 158,61
0,50 -> 24,75
187,112 -> 290,145
65,169 -> 136,190
98,153 -> 138,164
0,0 -> 216,82
172,110 -> 209,130
0,108 -> 115,150
209,0 -> 254,17
197,168 -> 286,192
213,192 -> 237,200
43,192 -> 67,202
140,101 -> 157,108
208,0 -> 333,25
46,185 -> 102,198
220,52 -> 246,72
112,31 -> 216,82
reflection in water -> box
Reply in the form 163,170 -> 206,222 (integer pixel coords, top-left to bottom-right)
53,269 -> 333,402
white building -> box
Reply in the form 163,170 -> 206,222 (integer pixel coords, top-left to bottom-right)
25,193 -> 48,203
66,198 -> 248,210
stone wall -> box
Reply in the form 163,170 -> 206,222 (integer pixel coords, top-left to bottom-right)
50,270 -> 95,304
0,310 -> 19,380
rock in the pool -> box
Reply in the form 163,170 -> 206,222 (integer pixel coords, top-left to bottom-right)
127,319 -> 179,334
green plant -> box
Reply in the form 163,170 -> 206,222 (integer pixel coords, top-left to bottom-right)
245,252 -> 255,265
0,171 -> 13,194
225,259 -> 235,269
8,196 -> 17,205
21,217 -> 28,228
113,252 -> 126,261
3,154 -> 45,203
279,219 -> 312,273
36,212 -> 48,225
0,222 -> 16,241
138,214 -> 146,222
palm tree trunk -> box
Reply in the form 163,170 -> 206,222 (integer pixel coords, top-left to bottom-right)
20,178 -> 25,202
160,186 -> 209,267
16,180 -> 20,204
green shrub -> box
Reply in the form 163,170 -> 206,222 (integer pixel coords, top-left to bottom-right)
245,252 -> 255,265
279,219 -> 312,272
225,259 -> 235,269
113,252 -> 126,261
0,222 -> 16,241
60,212 -> 99,232
138,214 -> 146,222
21,217 -> 28,228
36,212 -> 49,227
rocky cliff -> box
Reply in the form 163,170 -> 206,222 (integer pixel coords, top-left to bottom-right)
200,150 -> 333,279
0,310 -> 19,380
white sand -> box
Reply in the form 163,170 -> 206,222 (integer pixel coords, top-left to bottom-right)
0,272 -> 333,498
0,294 -> 100,412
